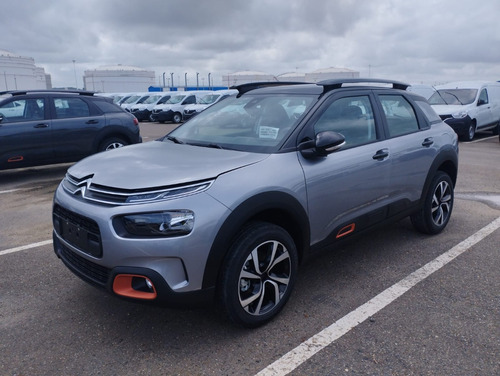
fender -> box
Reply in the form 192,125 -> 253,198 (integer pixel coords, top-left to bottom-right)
419,145 -> 458,204
201,191 -> 310,289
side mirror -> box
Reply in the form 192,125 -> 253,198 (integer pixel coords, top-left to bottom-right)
0,113 -> 4,123
477,99 -> 487,106
299,131 -> 346,158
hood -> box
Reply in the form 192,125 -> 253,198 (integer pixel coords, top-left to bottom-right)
431,104 -> 469,115
68,141 -> 268,190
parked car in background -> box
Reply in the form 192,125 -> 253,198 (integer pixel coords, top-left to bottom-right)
150,91 -> 210,123
130,92 -> 173,121
183,89 -> 238,120
119,92 -> 151,112
0,90 -> 142,170
428,81 -> 500,141
52,79 -> 458,327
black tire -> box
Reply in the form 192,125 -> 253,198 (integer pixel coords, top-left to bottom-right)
219,222 -> 298,328
461,121 -> 476,141
99,137 -> 128,152
411,171 -> 454,235
173,112 -> 182,123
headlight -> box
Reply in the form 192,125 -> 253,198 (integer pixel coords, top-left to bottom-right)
451,111 -> 467,119
118,210 -> 194,237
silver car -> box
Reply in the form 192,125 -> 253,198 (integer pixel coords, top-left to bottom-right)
52,79 -> 459,327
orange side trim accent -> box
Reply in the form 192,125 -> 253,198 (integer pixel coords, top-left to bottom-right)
113,274 -> 157,300
8,156 -> 24,162
336,223 -> 356,239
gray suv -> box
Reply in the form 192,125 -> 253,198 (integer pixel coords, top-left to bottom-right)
52,79 -> 459,327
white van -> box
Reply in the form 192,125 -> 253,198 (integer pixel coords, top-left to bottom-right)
150,91 -> 211,123
183,89 -> 238,120
129,92 -> 173,121
428,81 -> 500,140
119,92 -> 152,112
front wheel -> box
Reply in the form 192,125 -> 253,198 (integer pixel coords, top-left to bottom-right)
172,112 -> 182,123
219,222 -> 298,328
411,171 -> 454,234
462,121 -> 476,141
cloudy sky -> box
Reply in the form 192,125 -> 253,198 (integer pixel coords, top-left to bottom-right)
1,0 -> 499,88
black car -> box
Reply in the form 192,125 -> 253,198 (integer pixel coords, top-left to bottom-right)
0,90 -> 142,170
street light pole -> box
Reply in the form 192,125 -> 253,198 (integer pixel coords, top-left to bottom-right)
72,60 -> 78,89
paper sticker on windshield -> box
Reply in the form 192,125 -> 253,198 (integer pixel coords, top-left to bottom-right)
259,126 -> 279,139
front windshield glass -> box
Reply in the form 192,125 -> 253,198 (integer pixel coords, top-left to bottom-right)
199,94 -> 220,105
165,94 -> 316,153
428,89 -> 477,105
166,95 -> 186,104
123,95 -> 141,104
143,95 -> 161,104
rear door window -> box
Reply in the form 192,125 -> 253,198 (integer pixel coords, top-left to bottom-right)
379,95 -> 419,137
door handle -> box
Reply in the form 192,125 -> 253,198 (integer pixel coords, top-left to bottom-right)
373,148 -> 389,160
33,123 -> 49,128
86,120 -> 99,124
422,137 -> 434,147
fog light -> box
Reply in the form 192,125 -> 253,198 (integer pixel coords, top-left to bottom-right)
113,274 -> 157,300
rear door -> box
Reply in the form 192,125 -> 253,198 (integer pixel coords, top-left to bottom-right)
0,96 -> 52,169
50,96 -> 104,160
375,93 -> 438,207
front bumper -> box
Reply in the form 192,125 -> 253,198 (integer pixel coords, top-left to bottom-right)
442,115 -> 472,136
150,110 -> 174,122
130,109 -> 151,121
52,182 -> 229,307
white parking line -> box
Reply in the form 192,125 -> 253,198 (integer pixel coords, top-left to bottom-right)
0,239 -> 52,256
256,216 -> 500,376
0,189 -> 21,194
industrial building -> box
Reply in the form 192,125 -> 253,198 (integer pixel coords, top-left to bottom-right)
83,64 -> 156,93
0,49 -> 50,91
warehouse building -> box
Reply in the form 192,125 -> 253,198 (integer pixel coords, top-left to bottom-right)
83,64 -> 156,93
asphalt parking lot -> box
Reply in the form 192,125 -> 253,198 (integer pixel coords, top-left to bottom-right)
1,123 -> 499,376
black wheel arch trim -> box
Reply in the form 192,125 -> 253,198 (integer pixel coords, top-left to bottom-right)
202,191 -> 310,290
419,146 -> 458,205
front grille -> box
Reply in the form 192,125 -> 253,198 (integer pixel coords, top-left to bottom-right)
62,173 -> 213,206
59,242 -> 110,288
53,204 -> 102,257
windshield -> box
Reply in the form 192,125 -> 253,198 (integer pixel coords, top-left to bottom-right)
428,89 -> 477,105
166,95 -> 186,104
199,94 -> 220,105
123,95 -> 141,104
165,94 -> 316,153
143,95 -> 162,104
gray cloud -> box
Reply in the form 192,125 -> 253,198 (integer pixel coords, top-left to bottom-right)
1,0 -> 499,87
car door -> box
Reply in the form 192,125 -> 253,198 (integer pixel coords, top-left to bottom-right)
376,93 -> 439,206
0,96 -> 52,169
50,96 -> 104,160
298,92 -> 393,246
474,88 -> 493,129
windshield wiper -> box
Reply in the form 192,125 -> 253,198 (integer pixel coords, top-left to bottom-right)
443,91 -> 463,105
166,135 -> 184,144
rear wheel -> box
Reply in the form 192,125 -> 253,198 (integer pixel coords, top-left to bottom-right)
411,171 -> 454,234
99,137 -> 127,152
219,222 -> 298,328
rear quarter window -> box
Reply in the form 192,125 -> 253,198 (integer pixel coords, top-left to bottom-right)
414,100 -> 442,124
93,100 -> 125,113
